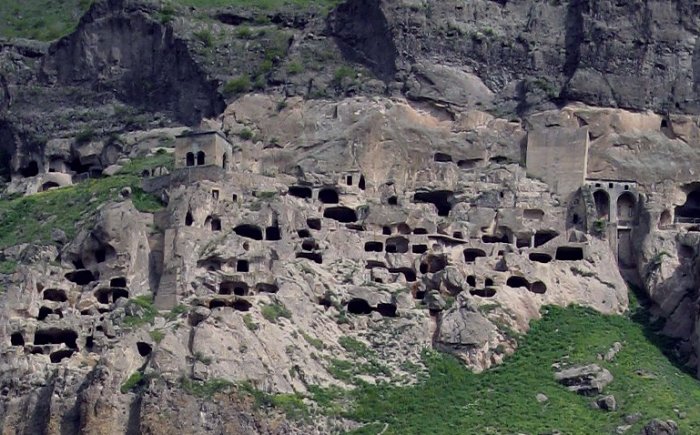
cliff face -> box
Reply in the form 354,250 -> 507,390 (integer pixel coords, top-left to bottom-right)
43,1 -> 225,126
0,0 -> 700,433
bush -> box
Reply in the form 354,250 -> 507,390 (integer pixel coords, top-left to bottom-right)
332,65 -> 356,86
75,128 -> 95,144
236,26 -> 254,39
120,371 -> 145,393
223,76 -> 251,96
238,128 -> 254,140
193,29 -> 214,47
261,302 -> 292,323
287,61 -> 303,75
180,377 -> 232,399
243,314 -> 259,331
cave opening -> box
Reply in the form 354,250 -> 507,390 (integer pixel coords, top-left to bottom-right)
319,188 -> 339,204
555,246 -> 584,261
289,186 -> 312,199
347,298 -> 372,315
323,206 -> 357,223
234,224 -> 263,240
385,236 -> 409,254
413,190 -> 454,216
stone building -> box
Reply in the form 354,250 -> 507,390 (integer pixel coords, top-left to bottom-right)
174,130 -> 234,170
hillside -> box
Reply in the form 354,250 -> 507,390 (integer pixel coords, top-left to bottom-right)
0,1 -> 699,434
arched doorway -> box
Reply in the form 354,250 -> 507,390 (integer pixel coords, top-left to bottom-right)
593,190 -> 610,221
196,151 -> 205,166
186,152 -> 195,167
617,192 -> 636,223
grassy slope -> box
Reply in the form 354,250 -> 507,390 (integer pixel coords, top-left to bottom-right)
0,0 -> 91,41
319,300 -> 700,434
0,153 -> 172,249
0,0 -> 341,41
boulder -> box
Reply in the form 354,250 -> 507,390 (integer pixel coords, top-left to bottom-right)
554,364 -> 613,395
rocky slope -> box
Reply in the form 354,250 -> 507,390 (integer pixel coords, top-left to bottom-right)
0,0 -> 699,433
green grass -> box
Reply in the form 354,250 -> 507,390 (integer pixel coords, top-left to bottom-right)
0,0 -> 92,41
0,154 -> 171,250
0,260 -> 17,274
120,371 -> 145,394
179,377 -> 233,399
173,0 -> 342,13
239,381 -> 308,419
323,302 -> 700,434
261,302 -> 292,323
0,0 -> 341,41
123,295 -> 158,327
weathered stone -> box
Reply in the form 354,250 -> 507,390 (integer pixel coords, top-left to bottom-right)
554,364 -> 613,395
639,419 -> 679,435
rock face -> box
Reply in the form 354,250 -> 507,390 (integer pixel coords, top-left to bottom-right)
43,0 -> 225,125
0,0 -> 699,432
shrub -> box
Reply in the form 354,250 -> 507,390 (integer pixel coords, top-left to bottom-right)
179,377 -> 232,399
332,65 -> 356,86
149,330 -> 165,343
243,314 -> 259,331
238,128 -> 254,140
236,26 -> 254,39
75,128 -> 95,144
287,61 -> 303,75
223,76 -> 251,96
120,371 -> 145,393
193,29 -> 214,47
261,302 -> 292,323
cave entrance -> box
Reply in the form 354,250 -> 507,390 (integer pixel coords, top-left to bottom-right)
529,252 -> 552,264
506,276 -> 530,289
234,224 -> 263,240
413,190 -> 454,216
19,160 -> 39,177
220,281 -> 249,296
323,206 -> 357,223
463,248 -> 486,263
675,188 -> 700,223
289,186 -> 312,199
617,192 -> 636,223
385,236 -> 409,254
34,328 -> 78,349
593,190 -> 610,221
555,246 -> 584,261
347,298 -> 372,315
364,241 -> 383,252
318,188 -> 339,204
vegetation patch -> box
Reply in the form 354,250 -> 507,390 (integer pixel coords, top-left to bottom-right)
260,302 -> 292,323
239,381 -> 308,420
179,377 -> 233,399
317,299 -> 700,434
0,260 -> 17,275
122,295 -> 158,327
120,371 -> 148,394
0,0 -> 92,41
0,154 -> 171,250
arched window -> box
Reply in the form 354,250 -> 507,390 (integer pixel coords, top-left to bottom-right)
222,153 -> 228,169
196,151 -> 205,166
186,152 -> 195,167
617,192 -> 636,222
